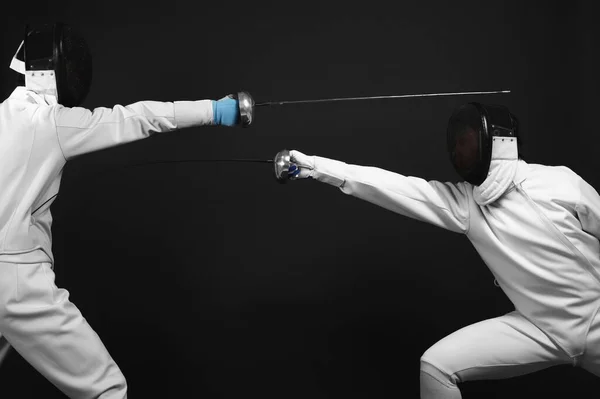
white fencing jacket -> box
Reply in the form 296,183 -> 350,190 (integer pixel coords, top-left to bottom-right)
0,87 -> 214,264
309,153 -> 600,357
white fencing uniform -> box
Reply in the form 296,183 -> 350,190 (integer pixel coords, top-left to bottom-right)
301,152 -> 600,398
0,86 -> 215,398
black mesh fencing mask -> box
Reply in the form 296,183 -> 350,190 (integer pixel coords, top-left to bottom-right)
447,102 -> 517,185
10,23 -> 92,107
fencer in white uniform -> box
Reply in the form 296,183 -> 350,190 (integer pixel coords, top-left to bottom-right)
287,102 -> 600,398
0,23 -> 244,398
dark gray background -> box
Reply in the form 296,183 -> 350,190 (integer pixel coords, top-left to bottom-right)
1,1 -> 599,397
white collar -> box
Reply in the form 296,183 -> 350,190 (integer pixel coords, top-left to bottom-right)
472,136 -> 519,206
10,86 -> 58,106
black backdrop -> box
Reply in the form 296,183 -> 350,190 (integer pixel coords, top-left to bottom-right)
1,1 -> 599,397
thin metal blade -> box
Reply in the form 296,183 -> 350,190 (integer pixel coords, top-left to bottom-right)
255,89 -> 511,107
124,159 -> 274,165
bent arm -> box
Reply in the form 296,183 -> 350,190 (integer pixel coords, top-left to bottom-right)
310,156 -> 471,233
54,100 -> 213,160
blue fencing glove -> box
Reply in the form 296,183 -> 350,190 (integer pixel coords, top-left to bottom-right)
212,96 -> 240,126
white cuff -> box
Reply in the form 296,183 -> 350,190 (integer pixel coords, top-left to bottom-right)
312,156 -> 347,187
174,100 -> 214,129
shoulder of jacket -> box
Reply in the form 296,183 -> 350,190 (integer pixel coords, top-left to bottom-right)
527,162 -> 579,179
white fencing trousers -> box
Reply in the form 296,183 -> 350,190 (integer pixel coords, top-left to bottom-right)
419,311 -> 575,399
0,261 -> 127,398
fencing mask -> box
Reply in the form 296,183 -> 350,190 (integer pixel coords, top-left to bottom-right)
10,23 -> 92,107
447,102 -> 519,186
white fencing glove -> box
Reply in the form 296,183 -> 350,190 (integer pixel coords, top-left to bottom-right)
289,150 -> 316,179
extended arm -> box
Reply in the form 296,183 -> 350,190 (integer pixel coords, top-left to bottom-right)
54,96 -> 239,160
290,150 -> 471,233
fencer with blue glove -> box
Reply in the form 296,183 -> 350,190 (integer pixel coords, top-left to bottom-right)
0,22 -> 257,399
